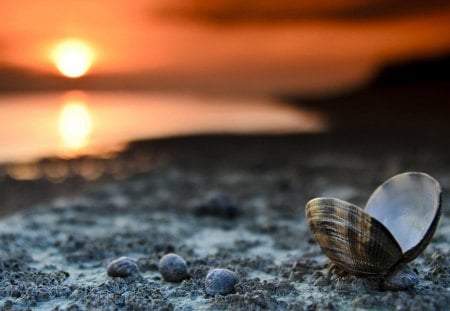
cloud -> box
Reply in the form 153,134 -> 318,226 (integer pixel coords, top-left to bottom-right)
155,0 -> 450,24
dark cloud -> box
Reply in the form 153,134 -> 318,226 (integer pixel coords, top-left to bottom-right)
155,0 -> 450,24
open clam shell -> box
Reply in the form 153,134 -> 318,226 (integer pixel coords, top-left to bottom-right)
306,172 -> 441,276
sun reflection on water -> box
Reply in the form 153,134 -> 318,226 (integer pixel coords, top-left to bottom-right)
0,91 -> 328,166
59,92 -> 92,153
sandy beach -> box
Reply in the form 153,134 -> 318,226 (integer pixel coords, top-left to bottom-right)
0,133 -> 449,310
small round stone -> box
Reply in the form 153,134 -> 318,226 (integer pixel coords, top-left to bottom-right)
159,253 -> 189,282
205,268 -> 239,296
382,264 -> 419,291
107,256 -> 139,277
194,191 -> 239,218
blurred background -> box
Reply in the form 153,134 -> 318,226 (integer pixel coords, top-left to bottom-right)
0,1 -> 449,214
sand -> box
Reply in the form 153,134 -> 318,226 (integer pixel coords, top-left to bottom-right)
0,134 -> 448,310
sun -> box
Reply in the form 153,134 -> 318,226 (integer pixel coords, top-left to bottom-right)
51,39 -> 95,78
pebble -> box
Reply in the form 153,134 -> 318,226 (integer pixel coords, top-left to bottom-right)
382,264 -> 418,291
205,268 -> 239,296
159,253 -> 189,282
107,257 -> 140,277
193,191 -> 239,218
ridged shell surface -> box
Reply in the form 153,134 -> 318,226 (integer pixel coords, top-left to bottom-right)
306,198 -> 403,276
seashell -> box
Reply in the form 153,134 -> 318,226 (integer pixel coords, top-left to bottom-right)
159,253 -> 189,282
306,172 -> 441,290
205,268 -> 239,296
107,256 -> 140,277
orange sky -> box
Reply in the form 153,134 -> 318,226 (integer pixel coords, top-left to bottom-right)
1,1 -> 450,94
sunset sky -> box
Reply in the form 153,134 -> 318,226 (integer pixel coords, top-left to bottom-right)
1,0 -> 450,95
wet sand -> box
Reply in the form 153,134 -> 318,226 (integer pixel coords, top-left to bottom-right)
0,133 -> 449,310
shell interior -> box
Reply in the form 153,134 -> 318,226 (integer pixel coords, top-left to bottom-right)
365,172 -> 441,255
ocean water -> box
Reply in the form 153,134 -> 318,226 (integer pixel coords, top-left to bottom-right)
0,91 -> 327,163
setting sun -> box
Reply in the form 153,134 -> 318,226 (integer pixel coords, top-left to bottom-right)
51,39 -> 95,78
